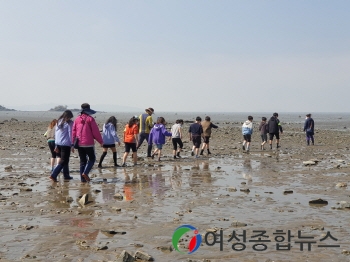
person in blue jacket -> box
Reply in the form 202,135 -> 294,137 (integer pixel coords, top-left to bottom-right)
303,113 -> 315,146
242,115 -> 253,152
148,117 -> 172,161
98,116 -> 121,167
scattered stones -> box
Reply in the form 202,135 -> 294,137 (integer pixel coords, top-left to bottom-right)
79,194 -> 89,206
66,196 -> 74,203
114,193 -> 124,200
18,224 -> 34,230
116,250 -> 135,262
336,182 -> 347,188
134,250 -> 153,261
4,165 -> 13,171
309,199 -> 328,205
227,187 -> 237,192
231,220 -> 247,227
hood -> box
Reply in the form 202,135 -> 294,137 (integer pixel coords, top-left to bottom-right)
243,120 -> 252,127
153,124 -> 163,131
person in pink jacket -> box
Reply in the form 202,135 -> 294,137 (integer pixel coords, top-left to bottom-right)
72,103 -> 103,182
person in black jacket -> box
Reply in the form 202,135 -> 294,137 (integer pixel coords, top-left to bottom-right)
303,113 -> 315,145
268,112 -> 283,149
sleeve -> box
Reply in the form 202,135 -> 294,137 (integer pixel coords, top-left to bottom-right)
148,129 -> 153,144
91,118 -> 103,144
303,120 -> 307,131
210,123 -> 218,128
72,120 -> 77,144
162,126 -> 172,137
68,122 -> 73,146
111,125 -> 120,143
277,119 -> 283,133
199,125 -> 203,134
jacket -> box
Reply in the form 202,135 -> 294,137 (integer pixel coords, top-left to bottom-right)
139,113 -> 154,134
201,120 -> 218,136
258,122 -> 268,135
72,114 -> 103,147
148,124 -> 172,145
55,120 -> 73,146
44,126 -> 55,141
102,123 -> 120,145
242,120 -> 253,135
268,116 -> 283,134
304,118 -> 314,133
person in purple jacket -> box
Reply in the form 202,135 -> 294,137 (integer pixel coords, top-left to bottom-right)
148,117 -> 172,161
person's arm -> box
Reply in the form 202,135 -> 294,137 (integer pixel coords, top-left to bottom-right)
133,125 -> 139,145
71,120 -> 77,144
111,125 -> 121,145
179,126 -> 183,140
278,120 -> 283,133
90,118 -> 103,145
210,123 -> 218,129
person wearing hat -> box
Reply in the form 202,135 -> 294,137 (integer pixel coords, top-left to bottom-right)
303,113 -> 315,146
137,107 -> 154,157
72,103 -> 103,182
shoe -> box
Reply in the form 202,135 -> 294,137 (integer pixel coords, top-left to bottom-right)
174,156 -> 177,159
49,176 -> 58,182
195,155 -> 200,159
277,145 -> 281,149
151,154 -> 155,159
207,150 -> 211,154
191,151 -> 194,156
81,174 -> 90,182
97,165 -> 102,168
64,176 -> 73,180
121,163 -> 126,167
246,150 -> 250,153
176,152 -> 180,157
242,145 -> 245,151
114,164 -> 121,167
200,150 -> 204,155
158,159 -> 161,162
147,155 -> 152,158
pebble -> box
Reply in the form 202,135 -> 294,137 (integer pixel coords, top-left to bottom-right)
78,194 -> 89,206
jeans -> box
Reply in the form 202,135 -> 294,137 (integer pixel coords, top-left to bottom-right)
78,147 -> 96,181
51,145 -> 71,179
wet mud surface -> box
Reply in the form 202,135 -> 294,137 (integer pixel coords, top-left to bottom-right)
0,114 -> 350,261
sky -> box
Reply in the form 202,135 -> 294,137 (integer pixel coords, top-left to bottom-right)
1,1 -> 349,112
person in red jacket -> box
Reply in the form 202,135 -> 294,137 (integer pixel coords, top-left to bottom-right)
72,103 -> 103,182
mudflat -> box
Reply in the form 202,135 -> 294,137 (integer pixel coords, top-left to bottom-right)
0,112 -> 349,262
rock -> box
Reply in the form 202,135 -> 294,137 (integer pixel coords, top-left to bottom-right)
231,220 -> 247,227
337,159 -> 345,164
18,224 -> 34,230
114,193 -> 124,200
116,250 -> 135,262
94,242 -> 108,251
303,161 -> 316,166
337,201 -> 350,209
66,196 -> 73,203
336,182 -> 347,187
228,187 -> 237,192
283,190 -> 293,194
76,240 -> 90,249
309,199 -> 328,205
206,228 -> 218,233
134,250 -> 153,261
342,250 -> 350,255
19,188 -> 32,192
4,165 -> 13,171
308,159 -> 320,163
93,189 -> 101,193
79,194 -> 89,206
240,188 -> 250,192
156,245 -> 173,253
101,230 -> 126,235
112,207 -> 122,211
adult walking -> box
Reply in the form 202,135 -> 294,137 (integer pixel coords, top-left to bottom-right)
267,112 -> 283,149
137,107 -> 154,157
49,110 -> 74,182
189,116 -> 203,158
303,113 -> 315,146
72,103 -> 103,182
200,116 -> 218,156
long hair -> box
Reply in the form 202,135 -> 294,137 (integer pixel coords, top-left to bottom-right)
57,110 -> 73,128
106,116 -> 117,130
128,116 -> 138,128
48,119 -> 57,129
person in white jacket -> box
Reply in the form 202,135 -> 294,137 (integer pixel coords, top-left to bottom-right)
242,116 -> 253,152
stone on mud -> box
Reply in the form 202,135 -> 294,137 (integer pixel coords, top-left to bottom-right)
79,194 -> 89,206
116,250 -> 135,262
134,250 -> 153,261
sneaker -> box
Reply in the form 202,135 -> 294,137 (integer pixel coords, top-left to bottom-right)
64,176 -> 73,180
121,163 -> 126,167
98,165 -> 102,168
173,156 -> 177,159
200,150 -> 204,155
114,164 -> 121,167
191,151 -> 194,156
82,174 -> 90,182
242,145 -> 245,151
277,145 -> 281,149
195,155 -> 200,159
207,150 -> 211,155
147,155 -> 152,158
151,154 -> 155,159
49,176 -> 58,182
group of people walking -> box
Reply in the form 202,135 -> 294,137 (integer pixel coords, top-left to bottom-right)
45,103 -> 314,183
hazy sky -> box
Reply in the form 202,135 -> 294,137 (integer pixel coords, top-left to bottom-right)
1,1 -> 349,112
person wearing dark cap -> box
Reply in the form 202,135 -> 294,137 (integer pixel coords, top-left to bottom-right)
72,103 -> 103,182
303,113 -> 315,146
137,107 -> 154,157
267,112 -> 283,149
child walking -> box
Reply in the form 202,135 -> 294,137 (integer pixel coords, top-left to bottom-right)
200,116 -> 218,155
171,119 -> 183,159
121,116 -> 139,167
258,117 -> 268,150
98,116 -> 121,168
44,119 -> 60,171
189,116 -> 203,158
149,117 -> 172,161
242,116 -> 253,153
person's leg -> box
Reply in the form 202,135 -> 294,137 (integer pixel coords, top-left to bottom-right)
269,133 -> 273,149
172,138 -> 177,158
276,133 -> 280,148
81,147 -> 96,181
306,133 -> 310,145
98,148 -> 108,167
48,141 -> 56,171
177,139 -> 183,157
158,148 -> 162,161
61,146 -> 72,179
132,143 -> 137,165
311,134 -> 314,145
242,135 -> 247,150
137,133 -> 146,149
50,146 -> 69,181
78,147 -> 88,182
111,147 -> 119,166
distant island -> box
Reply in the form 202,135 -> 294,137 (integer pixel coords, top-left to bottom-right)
0,105 -> 16,111
49,105 -> 80,112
